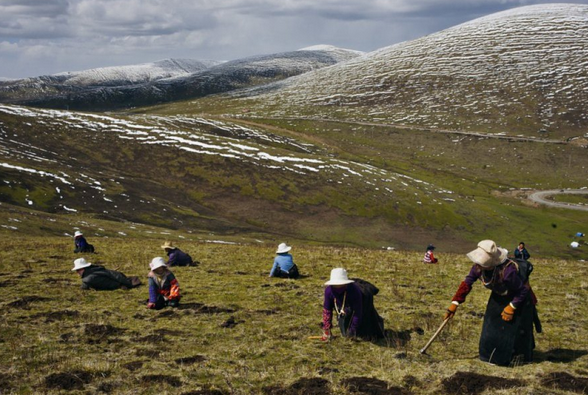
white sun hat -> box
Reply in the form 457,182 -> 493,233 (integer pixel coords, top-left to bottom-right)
74,231 -> 83,237
467,240 -> 508,268
276,243 -> 292,254
324,268 -> 355,286
150,257 -> 167,271
72,257 -> 92,271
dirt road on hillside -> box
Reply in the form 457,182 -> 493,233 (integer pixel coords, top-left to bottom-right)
528,189 -> 588,211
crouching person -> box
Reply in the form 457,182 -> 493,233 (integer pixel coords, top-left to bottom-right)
147,257 -> 181,310
320,268 -> 385,342
444,240 -> 538,366
72,258 -> 141,290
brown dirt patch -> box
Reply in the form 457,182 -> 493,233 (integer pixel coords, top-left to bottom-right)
140,374 -> 182,387
7,295 -> 50,308
31,309 -> 79,322
442,372 -> 525,395
262,377 -> 331,394
540,372 -> 588,394
122,361 -> 144,371
342,377 -> 411,394
274,282 -> 300,289
175,355 -> 207,365
84,323 -> 125,342
44,370 -> 93,390
0,280 -> 13,287
220,316 -> 244,328
178,302 -> 236,314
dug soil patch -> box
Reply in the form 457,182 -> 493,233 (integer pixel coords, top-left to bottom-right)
540,371 -> 588,394
31,309 -> 79,322
7,295 -> 50,308
83,323 -> 125,342
44,370 -> 94,390
342,376 -> 411,394
442,372 -> 524,394
262,377 -> 331,394
122,361 -> 144,371
140,374 -> 182,387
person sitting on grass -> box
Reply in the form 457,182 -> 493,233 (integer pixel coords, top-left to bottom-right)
423,244 -> 438,264
320,268 -> 385,342
72,258 -> 141,290
269,242 -> 299,278
161,241 -> 195,267
74,231 -> 95,253
147,257 -> 181,310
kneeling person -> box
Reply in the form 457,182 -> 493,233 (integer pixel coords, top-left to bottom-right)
321,268 -> 385,341
147,257 -> 181,310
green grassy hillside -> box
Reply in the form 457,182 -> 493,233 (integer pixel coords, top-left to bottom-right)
1,235 -> 587,394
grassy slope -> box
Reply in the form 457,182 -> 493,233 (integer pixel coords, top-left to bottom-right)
1,234 -> 587,394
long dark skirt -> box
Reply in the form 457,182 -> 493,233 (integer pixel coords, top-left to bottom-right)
479,292 -> 535,366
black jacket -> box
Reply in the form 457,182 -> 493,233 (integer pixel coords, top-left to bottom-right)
81,265 -> 132,290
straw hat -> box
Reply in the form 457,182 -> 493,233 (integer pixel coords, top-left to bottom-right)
160,241 -> 177,250
150,257 -> 167,271
74,231 -> 83,237
466,240 -> 508,268
324,268 -> 354,286
276,243 -> 292,254
72,257 -> 92,271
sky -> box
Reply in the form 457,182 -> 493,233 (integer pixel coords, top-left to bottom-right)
1,0 -> 588,80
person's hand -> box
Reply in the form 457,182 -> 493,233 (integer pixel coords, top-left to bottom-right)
444,302 -> 458,320
147,302 -> 156,309
321,330 -> 331,342
501,304 -> 515,321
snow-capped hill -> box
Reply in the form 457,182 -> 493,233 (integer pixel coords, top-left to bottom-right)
298,45 -> 365,61
56,58 -> 221,86
2,46 -> 362,111
238,3 -> 588,137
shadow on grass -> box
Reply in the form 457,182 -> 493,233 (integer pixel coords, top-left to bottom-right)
535,348 -> 588,363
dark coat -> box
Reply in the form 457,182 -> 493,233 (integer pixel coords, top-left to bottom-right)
80,265 -> 133,290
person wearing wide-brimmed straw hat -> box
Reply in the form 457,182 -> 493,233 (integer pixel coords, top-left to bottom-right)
320,268 -> 385,342
160,241 -> 195,267
147,257 -> 181,310
443,240 -> 539,366
72,258 -> 141,290
73,230 -> 95,253
269,243 -> 299,278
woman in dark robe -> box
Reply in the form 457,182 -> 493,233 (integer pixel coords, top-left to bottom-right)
444,240 -> 538,366
320,268 -> 385,342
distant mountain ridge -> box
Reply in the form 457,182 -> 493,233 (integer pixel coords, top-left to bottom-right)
0,47 -> 363,111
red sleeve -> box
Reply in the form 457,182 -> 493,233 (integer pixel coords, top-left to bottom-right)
451,281 -> 472,304
322,308 -> 332,331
